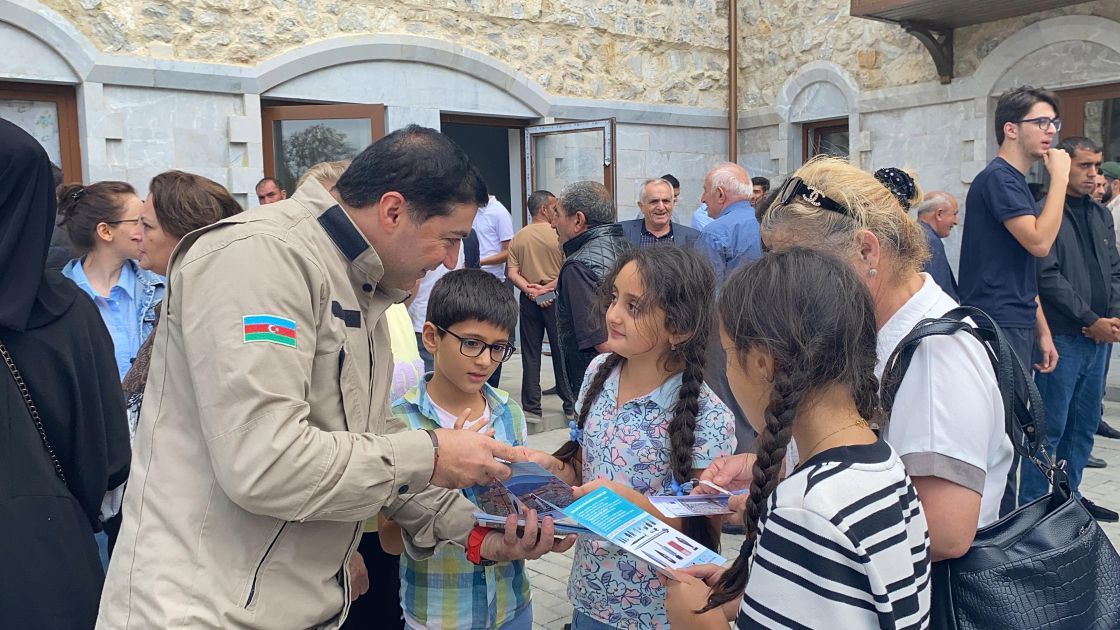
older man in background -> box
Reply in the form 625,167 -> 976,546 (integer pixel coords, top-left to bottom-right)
552,181 -> 631,393
619,178 -> 700,248
695,162 -> 761,284
915,191 -> 961,301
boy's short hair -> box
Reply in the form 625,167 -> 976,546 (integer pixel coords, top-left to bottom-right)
426,269 -> 518,336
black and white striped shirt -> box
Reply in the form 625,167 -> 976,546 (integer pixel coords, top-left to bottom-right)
737,440 -> 931,630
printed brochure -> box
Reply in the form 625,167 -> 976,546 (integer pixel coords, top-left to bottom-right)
648,494 -> 735,518
470,463 -> 728,572
564,486 -> 726,571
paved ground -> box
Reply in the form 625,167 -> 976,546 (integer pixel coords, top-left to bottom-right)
496,349 -> 1120,629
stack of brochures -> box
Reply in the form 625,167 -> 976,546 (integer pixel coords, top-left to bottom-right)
469,462 -> 727,572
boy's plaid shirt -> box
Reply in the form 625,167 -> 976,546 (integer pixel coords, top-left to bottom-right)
391,377 -> 530,629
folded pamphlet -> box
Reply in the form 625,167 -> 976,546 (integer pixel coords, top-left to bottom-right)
648,494 -> 735,518
469,462 -> 727,572
565,487 -> 726,571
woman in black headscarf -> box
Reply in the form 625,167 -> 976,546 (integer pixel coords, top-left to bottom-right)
0,119 -> 130,627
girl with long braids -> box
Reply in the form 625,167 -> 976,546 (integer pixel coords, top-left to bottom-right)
529,245 -> 735,629
665,247 -> 931,628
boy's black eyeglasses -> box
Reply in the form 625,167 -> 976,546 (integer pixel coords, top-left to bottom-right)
436,325 -> 516,363
1015,116 -> 1061,132
775,176 -> 851,217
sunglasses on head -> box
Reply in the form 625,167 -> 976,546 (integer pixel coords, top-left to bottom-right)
775,176 -> 851,217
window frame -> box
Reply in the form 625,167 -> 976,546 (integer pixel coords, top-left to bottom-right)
260,103 -> 386,185
0,81 -> 82,183
802,117 -> 850,163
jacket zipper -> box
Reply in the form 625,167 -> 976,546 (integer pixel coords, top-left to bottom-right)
245,522 -> 287,608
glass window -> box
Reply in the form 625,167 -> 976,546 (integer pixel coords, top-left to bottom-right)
0,82 -> 81,182
802,119 -> 849,162
261,104 -> 385,194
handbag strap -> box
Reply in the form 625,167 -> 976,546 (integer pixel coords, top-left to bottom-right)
880,305 -> 1067,491
0,339 -> 68,485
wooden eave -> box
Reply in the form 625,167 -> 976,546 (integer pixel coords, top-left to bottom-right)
850,0 -> 1086,83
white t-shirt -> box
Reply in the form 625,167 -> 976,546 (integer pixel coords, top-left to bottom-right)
876,273 -> 1013,527
429,397 -> 491,430
473,195 -> 514,280
407,242 -> 466,333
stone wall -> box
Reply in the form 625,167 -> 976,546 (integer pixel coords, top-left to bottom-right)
738,0 -> 1118,108
39,0 -> 731,108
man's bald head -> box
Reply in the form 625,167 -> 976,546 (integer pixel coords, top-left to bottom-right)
915,191 -> 959,238
702,162 -> 752,218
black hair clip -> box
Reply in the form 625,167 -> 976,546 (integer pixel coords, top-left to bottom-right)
69,187 -> 86,201
874,168 -> 915,211
775,176 -> 851,217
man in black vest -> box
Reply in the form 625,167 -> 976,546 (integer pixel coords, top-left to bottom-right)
553,181 -> 631,394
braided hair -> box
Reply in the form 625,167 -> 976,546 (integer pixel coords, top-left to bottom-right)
552,245 -> 720,550
703,247 -> 881,612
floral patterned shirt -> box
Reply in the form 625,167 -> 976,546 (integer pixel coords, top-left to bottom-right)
568,353 -> 736,629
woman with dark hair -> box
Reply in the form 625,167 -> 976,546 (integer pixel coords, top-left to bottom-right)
120,170 -> 242,439
0,120 -> 131,627
58,181 -> 165,382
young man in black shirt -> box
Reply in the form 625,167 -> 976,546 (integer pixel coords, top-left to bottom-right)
958,85 -> 1071,515
1026,136 -> 1119,522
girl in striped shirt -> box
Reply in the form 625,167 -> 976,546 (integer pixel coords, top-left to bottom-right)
665,247 -> 931,629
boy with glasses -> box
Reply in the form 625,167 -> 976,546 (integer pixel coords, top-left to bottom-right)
959,85 -> 1071,516
380,268 -> 534,630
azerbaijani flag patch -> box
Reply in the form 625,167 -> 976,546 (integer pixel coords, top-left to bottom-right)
243,314 -> 297,347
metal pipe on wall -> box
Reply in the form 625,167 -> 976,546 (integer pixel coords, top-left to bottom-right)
728,0 -> 738,162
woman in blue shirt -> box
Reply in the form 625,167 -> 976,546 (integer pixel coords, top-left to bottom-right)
58,181 -> 165,381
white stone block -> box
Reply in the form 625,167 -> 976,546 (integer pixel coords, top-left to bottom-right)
228,166 -> 263,194
229,115 -> 262,144
102,113 -> 126,140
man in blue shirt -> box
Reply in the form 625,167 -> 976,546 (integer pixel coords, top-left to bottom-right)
695,162 -> 762,284
695,162 -> 761,459
958,85 -> 1071,515
915,191 -> 960,301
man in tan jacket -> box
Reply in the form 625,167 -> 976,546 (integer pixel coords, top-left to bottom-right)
98,126 -> 573,629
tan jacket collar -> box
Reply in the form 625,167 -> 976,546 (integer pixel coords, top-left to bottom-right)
293,180 -> 408,303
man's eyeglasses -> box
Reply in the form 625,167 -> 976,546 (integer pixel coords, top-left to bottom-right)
436,325 -> 516,363
775,176 -> 851,217
105,218 -> 141,226
1015,117 -> 1062,132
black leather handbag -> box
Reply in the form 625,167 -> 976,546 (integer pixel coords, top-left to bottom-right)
880,306 -> 1120,630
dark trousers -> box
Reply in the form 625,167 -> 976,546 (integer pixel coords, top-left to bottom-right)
340,531 -> 404,629
1000,325 -> 1037,517
705,327 -> 756,454
519,292 -> 575,415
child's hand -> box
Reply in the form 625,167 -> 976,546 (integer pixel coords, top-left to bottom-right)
695,453 -> 755,494
677,562 -> 726,586
662,568 -> 727,628
452,408 -> 496,438
573,478 -> 640,504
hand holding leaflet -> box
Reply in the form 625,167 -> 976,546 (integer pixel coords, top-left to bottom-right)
563,487 -> 726,572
